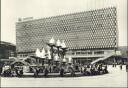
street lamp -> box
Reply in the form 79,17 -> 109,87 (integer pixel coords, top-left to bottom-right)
35,48 -> 41,57
40,48 -> 46,65
47,49 -> 52,65
62,56 -> 67,66
54,54 -> 59,66
47,37 -> 55,60
68,57 -> 72,65
56,39 -> 61,57
35,48 -> 41,65
62,56 -> 67,62
40,48 -> 46,58
49,37 -> 55,44
60,40 -> 68,65
61,40 -> 67,59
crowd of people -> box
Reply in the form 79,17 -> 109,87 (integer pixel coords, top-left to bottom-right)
0,66 -> 24,77
0,63 -> 128,77
80,64 -> 108,76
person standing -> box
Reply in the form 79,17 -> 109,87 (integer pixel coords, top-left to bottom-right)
126,64 -> 128,72
15,68 -> 19,77
44,67 -> 49,77
120,64 -> 122,70
112,63 -> 114,67
60,67 -> 64,77
49,66 -> 52,73
33,67 -> 37,77
0,66 -> 2,75
104,65 -> 108,73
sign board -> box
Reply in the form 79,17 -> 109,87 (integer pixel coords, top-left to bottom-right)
116,51 -> 122,56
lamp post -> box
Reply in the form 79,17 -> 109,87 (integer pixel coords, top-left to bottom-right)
61,40 -> 67,59
47,37 -> 55,65
35,48 -> 41,65
54,54 -> 59,66
61,40 -> 68,65
56,39 -> 61,57
35,48 -> 41,57
47,49 -> 52,65
40,48 -> 46,65
68,57 -> 72,65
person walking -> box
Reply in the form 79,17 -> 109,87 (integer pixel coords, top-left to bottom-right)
33,67 -> 38,77
44,67 -> 49,77
83,66 -> 87,75
104,65 -> 108,73
120,64 -> 122,70
126,64 -> 128,72
15,68 -> 20,77
0,67 -> 2,76
49,66 -> 52,73
60,68 -> 64,77
112,63 -> 114,67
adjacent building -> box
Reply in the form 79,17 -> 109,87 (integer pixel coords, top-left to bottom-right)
0,41 -> 16,59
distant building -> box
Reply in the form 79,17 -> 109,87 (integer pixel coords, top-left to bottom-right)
16,7 -> 128,64
0,41 -> 16,59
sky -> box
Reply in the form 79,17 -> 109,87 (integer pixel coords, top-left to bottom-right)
1,0 -> 127,46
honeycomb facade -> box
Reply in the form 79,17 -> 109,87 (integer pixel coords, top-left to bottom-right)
16,7 -> 117,57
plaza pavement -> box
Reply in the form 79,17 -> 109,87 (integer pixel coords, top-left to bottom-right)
0,65 -> 127,87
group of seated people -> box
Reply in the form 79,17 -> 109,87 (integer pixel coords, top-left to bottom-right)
1,66 -> 23,77
79,64 -> 108,76
31,65 -> 70,77
30,63 -> 108,77
0,63 -> 108,77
